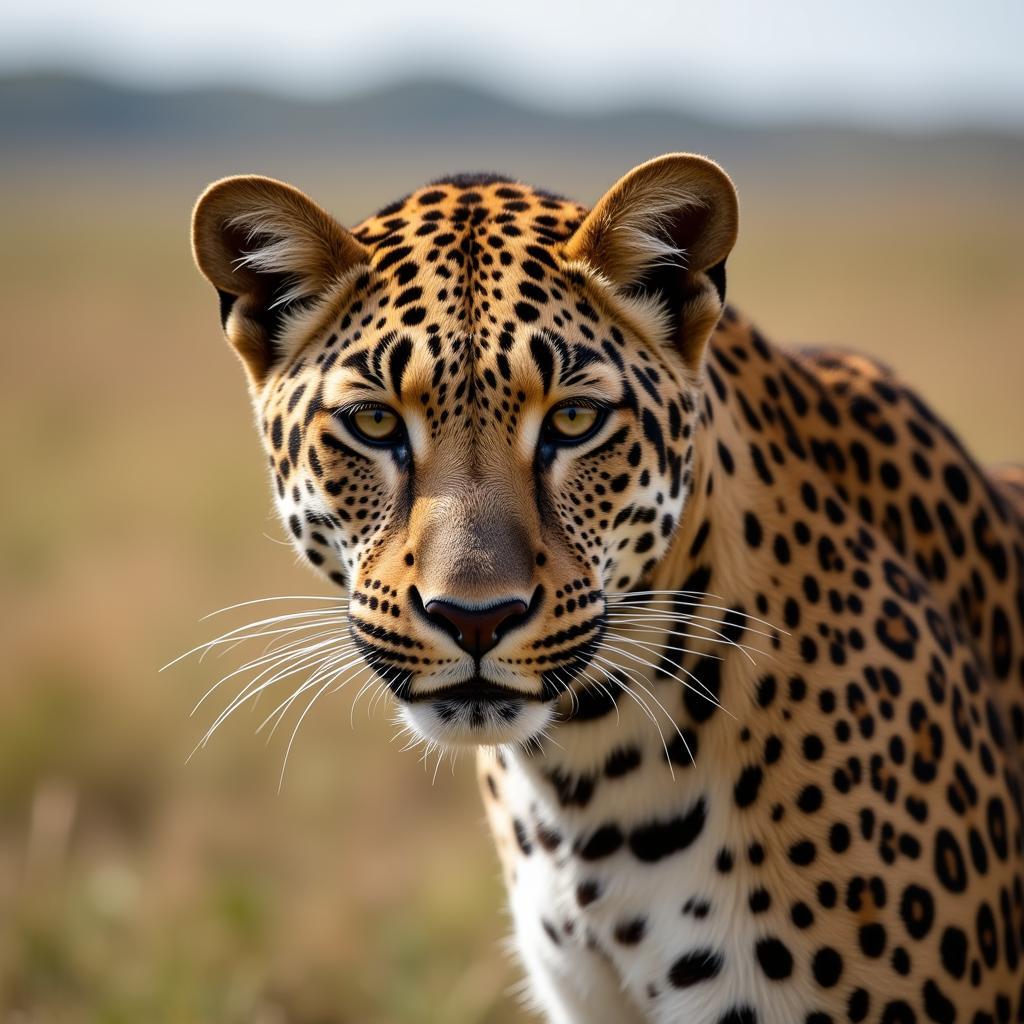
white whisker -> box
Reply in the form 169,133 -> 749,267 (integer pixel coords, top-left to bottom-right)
605,620 -> 764,664
606,609 -> 778,645
594,641 -> 734,720
200,594 -> 348,620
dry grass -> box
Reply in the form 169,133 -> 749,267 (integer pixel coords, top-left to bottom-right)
0,154 -> 1021,1022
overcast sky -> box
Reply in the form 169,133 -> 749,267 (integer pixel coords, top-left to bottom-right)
2,0 -> 1022,127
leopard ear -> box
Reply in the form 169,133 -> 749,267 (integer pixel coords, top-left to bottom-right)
564,153 -> 738,366
192,175 -> 368,385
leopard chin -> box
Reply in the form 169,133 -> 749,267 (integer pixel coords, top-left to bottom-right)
399,698 -> 555,749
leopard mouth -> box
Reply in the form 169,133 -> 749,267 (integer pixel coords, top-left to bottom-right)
400,675 -> 557,746
408,676 -> 542,704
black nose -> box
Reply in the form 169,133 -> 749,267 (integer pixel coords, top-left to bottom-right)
424,598 -> 529,659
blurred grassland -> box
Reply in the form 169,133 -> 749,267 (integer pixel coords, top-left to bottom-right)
0,151 -> 1022,1023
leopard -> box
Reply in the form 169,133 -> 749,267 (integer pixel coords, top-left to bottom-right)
190,153 -> 1024,1023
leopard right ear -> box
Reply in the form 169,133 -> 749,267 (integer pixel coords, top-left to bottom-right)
191,175 -> 368,385
564,154 -> 738,367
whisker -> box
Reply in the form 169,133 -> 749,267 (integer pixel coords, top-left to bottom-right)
593,641 -> 733,720
603,632 -> 720,664
606,609 -> 779,644
350,668 -> 384,724
190,628 -> 352,715
605,620 -> 764,664
259,652 -> 369,738
202,633 -> 357,712
164,609 -> 348,671
589,657 -> 680,780
369,668 -> 400,716
572,661 -> 621,726
195,640 -> 360,748
200,594 -> 348,620
606,595 -> 787,634
601,641 -> 725,715
278,677 -> 335,793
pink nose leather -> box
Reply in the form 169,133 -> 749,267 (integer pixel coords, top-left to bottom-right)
424,598 -> 528,658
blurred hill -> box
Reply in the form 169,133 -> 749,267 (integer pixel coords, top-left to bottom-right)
4,71 -> 1023,187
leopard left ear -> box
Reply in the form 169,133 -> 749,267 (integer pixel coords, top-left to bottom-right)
192,175 -> 369,386
564,153 -> 738,366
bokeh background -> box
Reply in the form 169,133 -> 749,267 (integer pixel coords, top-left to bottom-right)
1,2 -> 1022,1021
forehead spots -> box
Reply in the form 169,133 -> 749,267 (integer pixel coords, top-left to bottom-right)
313,184 -> 648,452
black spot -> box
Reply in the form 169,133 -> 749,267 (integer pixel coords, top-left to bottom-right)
986,797 -> 1009,861
939,926 -> 967,978
755,937 -> 793,980
530,333 -> 555,394
685,653 -> 723,723
802,734 -> 824,760
880,1000 -> 915,1024
976,901 -> 998,968
900,884 -> 935,940
791,901 -> 814,928
859,923 -> 886,958
387,335 -> 413,396
744,512 -> 763,547
579,824 -> 624,861
605,745 -> 642,778
717,1009 -> 757,1024
943,463 -> 970,504
788,840 -> 816,866
629,799 -> 706,863
797,785 -> 823,813
614,917 -> 647,945
922,980 -> 955,1023
848,989 -> 870,1022
812,946 -> 843,987
829,822 -> 851,853
512,819 -> 533,856
734,765 -> 764,808
748,888 -> 771,913
934,828 -> 968,893
668,948 -> 723,987
756,674 -> 777,708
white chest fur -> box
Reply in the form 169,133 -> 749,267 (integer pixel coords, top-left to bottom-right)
481,677 -> 819,1024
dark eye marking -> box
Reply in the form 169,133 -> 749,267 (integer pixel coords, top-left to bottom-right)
641,408 -> 667,474
388,336 -> 414,397
342,349 -> 377,383
581,424 -> 629,460
530,334 -> 555,394
319,430 -> 371,462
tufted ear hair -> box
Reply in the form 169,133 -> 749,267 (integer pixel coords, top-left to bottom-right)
192,175 -> 369,385
564,153 -> 738,366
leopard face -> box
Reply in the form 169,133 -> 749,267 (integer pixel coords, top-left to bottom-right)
192,158 -> 737,745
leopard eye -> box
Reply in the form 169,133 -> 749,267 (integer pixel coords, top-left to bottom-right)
544,402 -> 605,443
345,405 -> 403,445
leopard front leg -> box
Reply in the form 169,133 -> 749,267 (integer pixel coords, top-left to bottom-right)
510,889 -> 648,1024
477,749 -> 646,1024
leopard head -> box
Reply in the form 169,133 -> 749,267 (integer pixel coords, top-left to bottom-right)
191,155 -> 738,746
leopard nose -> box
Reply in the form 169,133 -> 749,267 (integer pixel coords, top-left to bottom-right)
424,598 -> 529,659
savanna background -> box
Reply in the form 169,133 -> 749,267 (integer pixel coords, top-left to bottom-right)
1,2 -> 1022,1021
